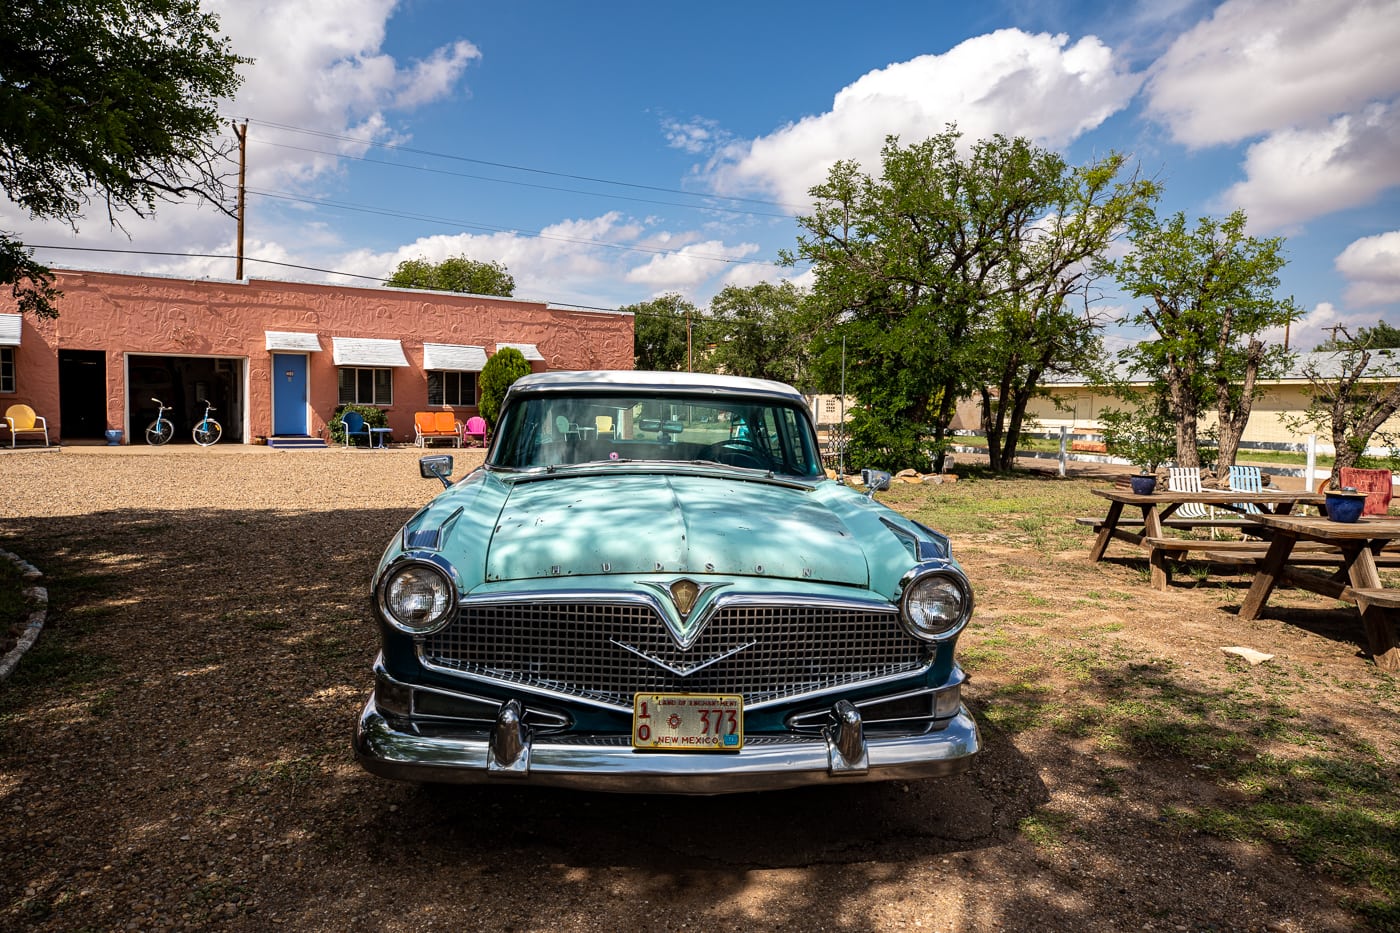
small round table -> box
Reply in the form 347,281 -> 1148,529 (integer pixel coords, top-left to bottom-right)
369,427 -> 393,449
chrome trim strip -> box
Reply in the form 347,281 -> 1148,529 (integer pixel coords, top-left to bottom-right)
356,696 -> 980,794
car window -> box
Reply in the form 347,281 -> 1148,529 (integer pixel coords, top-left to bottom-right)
491,392 -> 823,478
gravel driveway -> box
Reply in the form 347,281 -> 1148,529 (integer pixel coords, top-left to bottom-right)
0,446 -> 1377,931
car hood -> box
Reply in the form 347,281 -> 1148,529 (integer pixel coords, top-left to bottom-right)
483,472 -> 868,586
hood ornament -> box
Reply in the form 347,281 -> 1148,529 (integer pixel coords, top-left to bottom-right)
637,577 -> 729,648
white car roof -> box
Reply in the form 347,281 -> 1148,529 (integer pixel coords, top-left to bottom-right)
510,370 -> 807,404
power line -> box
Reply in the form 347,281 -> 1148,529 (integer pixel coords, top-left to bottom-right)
24,243 -> 741,317
247,188 -> 780,266
256,139 -> 792,220
237,117 -> 803,212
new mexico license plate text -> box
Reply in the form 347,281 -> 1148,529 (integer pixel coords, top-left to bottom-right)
632,694 -> 744,751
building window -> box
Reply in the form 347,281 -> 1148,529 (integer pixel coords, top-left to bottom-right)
338,367 -> 393,406
0,348 -> 13,394
427,371 -> 477,407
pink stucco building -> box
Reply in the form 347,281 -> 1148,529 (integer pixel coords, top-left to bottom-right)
0,269 -> 634,445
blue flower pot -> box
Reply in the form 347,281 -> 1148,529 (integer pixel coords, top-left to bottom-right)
1325,492 -> 1367,523
104,429 -> 122,446
1129,474 -> 1157,495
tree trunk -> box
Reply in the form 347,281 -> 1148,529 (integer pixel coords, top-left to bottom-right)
1215,341 -> 1264,472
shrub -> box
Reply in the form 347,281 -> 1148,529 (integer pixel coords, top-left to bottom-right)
327,404 -> 388,446
479,347 -> 532,427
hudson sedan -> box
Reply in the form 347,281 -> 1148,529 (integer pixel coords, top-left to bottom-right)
354,371 -> 979,793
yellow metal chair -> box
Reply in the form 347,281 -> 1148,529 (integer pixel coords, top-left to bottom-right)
3,404 -> 49,447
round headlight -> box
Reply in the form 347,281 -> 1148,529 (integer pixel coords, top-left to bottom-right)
900,571 -> 971,640
381,562 -> 456,634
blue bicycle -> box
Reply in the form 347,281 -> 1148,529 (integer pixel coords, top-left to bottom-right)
193,399 -> 222,446
145,398 -> 174,446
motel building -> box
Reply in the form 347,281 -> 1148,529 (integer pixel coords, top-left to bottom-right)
0,269 -> 635,447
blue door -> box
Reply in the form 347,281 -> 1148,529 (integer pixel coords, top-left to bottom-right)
272,353 -> 308,435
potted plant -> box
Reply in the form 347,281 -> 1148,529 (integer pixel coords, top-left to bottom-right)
1324,483 -> 1369,523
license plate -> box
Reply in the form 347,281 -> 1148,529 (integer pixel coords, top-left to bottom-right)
632,693 -> 744,751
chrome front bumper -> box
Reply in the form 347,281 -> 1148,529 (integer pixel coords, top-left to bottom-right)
354,694 -> 980,795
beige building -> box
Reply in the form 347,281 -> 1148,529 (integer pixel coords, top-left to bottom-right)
1025,352 -> 1400,455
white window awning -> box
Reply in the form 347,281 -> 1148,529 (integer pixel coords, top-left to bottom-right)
265,331 -> 322,352
332,336 -> 409,367
0,313 -> 21,347
423,342 -> 488,372
497,342 -> 544,362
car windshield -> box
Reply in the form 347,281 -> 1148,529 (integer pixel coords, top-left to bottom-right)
490,391 -> 824,478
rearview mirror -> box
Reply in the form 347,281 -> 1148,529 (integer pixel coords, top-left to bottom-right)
420,455 -> 454,488
861,469 -> 892,495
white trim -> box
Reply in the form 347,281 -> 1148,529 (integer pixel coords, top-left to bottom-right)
332,336 -> 409,367
497,342 -> 544,362
265,331 -> 321,352
0,314 -> 21,347
423,342 -> 488,371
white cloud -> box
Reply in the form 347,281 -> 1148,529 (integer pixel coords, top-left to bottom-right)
1278,301 -> 1355,350
1146,0 -> 1400,148
706,29 -> 1141,206
1337,230 -> 1400,306
661,116 -> 730,155
625,240 -> 761,290
1219,103 -> 1400,229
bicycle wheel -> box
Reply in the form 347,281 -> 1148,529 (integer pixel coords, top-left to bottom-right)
146,419 -> 173,446
193,419 -> 222,446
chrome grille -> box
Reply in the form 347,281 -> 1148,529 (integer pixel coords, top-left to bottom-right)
421,600 -> 928,708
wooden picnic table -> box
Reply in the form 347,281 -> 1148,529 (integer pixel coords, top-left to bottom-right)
1237,512 -> 1400,672
1088,487 -> 1324,562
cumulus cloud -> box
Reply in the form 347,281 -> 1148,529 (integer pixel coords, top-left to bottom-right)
1218,104 -> 1400,229
1337,230 -> 1400,306
208,0 -> 479,188
1145,0 -> 1400,148
625,240 -> 761,290
706,29 -> 1141,206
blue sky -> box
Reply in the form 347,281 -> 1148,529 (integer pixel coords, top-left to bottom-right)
6,0 -> 1399,349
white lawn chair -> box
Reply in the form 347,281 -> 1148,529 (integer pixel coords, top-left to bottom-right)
1167,466 -> 1216,535
1228,465 -> 1263,514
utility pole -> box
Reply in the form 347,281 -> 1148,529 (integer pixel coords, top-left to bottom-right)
233,120 -> 248,280
686,306 -> 693,372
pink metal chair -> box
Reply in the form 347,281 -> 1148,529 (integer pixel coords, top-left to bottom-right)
462,416 -> 488,447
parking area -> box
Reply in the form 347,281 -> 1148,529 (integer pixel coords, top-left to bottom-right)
0,448 -> 1378,931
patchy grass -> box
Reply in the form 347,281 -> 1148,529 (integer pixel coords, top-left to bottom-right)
880,472 -> 1400,927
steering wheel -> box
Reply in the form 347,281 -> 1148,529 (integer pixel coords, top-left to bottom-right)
702,439 -> 768,469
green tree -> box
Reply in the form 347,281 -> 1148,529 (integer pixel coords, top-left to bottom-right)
478,347 -> 532,427
386,255 -> 515,297
1108,208 -> 1299,470
625,294 -> 697,371
1282,332 -> 1400,480
702,281 -> 826,387
1,0 -> 247,318
788,128 -> 1154,472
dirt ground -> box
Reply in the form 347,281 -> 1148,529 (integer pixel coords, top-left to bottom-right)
0,444 -> 1394,931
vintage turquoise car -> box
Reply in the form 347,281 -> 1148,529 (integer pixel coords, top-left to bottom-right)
354,371 -> 979,793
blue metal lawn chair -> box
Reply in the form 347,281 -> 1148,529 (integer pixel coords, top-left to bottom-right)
342,411 -> 372,448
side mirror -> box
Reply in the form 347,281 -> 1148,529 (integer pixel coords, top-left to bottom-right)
861,469 -> 892,495
420,455 -> 454,488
